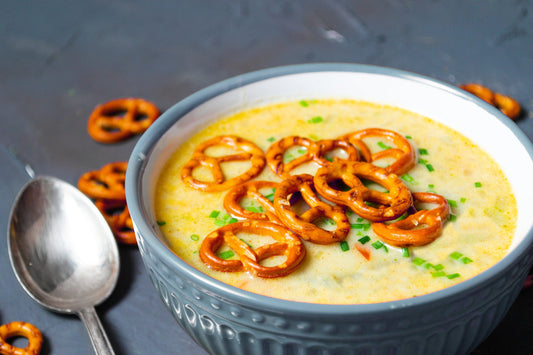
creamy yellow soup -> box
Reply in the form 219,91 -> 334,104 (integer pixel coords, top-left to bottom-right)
154,99 -> 516,304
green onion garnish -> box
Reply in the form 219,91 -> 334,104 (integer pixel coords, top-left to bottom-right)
377,141 -> 392,150
157,221 -> 166,226
418,158 -> 428,165
245,206 -> 265,213
267,136 -> 276,142
219,250 -> 235,260
413,257 -> 426,266
447,273 -> 461,279
419,148 -> 429,155
447,199 -> 458,208
460,197 -> 466,203
448,214 -> 457,222
340,241 -> 349,251
461,257 -> 473,264
425,164 -> 434,172
475,182 -> 482,188
405,135 -> 412,139
299,100 -> 309,107
449,251 -> 463,260
190,234 -> 200,241
351,223 -> 370,231
307,116 -> 323,124
209,210 -> 220,218
358,236 -> 371,244
402,247 -> 410,257
401,174 -> 417,184
431,271 -> 446,278
371,240 -> 388,252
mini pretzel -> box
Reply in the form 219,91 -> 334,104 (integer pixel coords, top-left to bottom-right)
314,161 -> 412,222
266,136 -> 359,178
223,181 -> 281,224
0,322 -> 43,355
460,83 -> 521,120
181,135 -> 266,192
94,199 -> 136,245
340,128 -> 415,175
199,220 -> 306,278
78,161 -> 127,200
87,98 -> 160,143
274,174 -> 351,244
372,192 -> 449,247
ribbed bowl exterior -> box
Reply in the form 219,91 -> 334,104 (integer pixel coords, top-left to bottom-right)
136,231 -> 532,355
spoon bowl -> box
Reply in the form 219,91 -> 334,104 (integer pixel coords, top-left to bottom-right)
8,176 -> 119,355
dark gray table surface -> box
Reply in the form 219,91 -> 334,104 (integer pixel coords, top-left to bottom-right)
1,1 -> 532,354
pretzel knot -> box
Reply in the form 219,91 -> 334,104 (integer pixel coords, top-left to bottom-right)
266,136 -> 359,178
181,135 -> 266,192
372,192 -> 450,247
274,174 -> 351,244
460,83 -> 521,120
94,199 -> 136,245
78,161 -> 127,200
199,221 -> 306,278
314,161 -> 412,222
340,128 -> 415,175
0,321 -> 43,355
87,98 -> 160,143
223,180 -> 281,224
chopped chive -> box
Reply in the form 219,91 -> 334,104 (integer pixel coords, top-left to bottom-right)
432,271 -> 447,278
297,148 -> 307,155
425,164 -> 434,172
402,247 -> 410,257
307,116 -> 323,124
460,197 -> 467,203
401,174 -> 416,184
265,193 -> 275,202
219,250 -> 235,260
351,223 -> 370,231
447,273 -> 461,279
461,257 -> 473,264
325,156 -> 334,162
428,184 -> 435,189
405,135 -> 412,139
228,217 -> 238,224
267,136 -> 276,142
433,264 -> 444,271
447,199 -> 458,208
424,262 -> 434,269
358,235 -> 371,244
240,238 -> 253,248
377,141 -> 392,150
449,251 -> 463,260
157,221 -> 166,226
214,219 -> 226,227
418,158 -> 428,165
448,214 -> 457,222
209,210 -> 220,218
299,100 -> 309,107
413,257 -> 426,266
371,240 -> 388,252
475,182 -> 482,188
190,234 -> 200,241
418,148 -> 429,155
245,206 -> 265,213
340,241 -> 349,251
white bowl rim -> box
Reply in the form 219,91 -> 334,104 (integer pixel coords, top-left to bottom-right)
126,63 -> 533,316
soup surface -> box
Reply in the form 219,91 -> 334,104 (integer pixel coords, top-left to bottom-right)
154,99 -> 516,304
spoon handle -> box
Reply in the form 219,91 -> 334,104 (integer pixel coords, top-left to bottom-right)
78,307 -> 115,355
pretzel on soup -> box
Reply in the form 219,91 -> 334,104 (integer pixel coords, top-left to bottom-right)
340,128 -> 415,175
87,98 -> 160,143
372,192 -> 449,247
199,220 -> 306,278
314,161 -> 412,222
274,174 -> 351,244
460,83 -> 521,120
266,136 -> 359,178
181,135 -> 266,192
223,180 -> 281,224
0,321 -> 43,355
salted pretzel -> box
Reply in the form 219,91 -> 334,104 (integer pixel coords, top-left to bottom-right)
266,136 -> 359,178
372,192 -> 449,247
94,199 -> 136,245
181,135 -> 266,192
87,98 -> 160,143
314,161 -> 412,222
274,174 -> 351,244
78,161 -> 127,200
460,83 -> 521,120
0,321 -> 42,355
223,181 -> 281,224
199,220 -> 306,278
340,128 -> 415,175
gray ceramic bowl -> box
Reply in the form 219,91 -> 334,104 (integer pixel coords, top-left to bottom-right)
126,64 -> 533,355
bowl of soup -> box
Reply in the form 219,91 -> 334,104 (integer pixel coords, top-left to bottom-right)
125,63 -> 533,354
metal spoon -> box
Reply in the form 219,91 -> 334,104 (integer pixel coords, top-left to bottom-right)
8,176 -> 119,355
